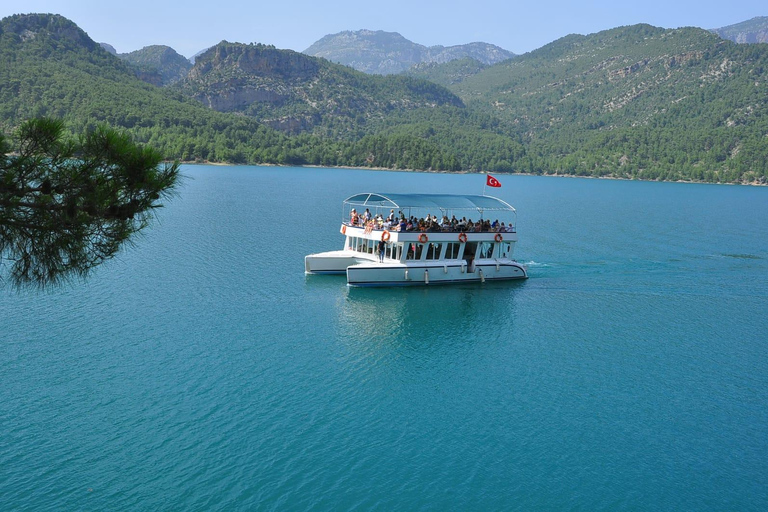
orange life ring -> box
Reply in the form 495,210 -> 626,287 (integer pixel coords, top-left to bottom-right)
494,233 -> 503,242
342,224 -> 347,234
458,232 -> 468,243
418,233 -> 428,243
381,230 -> 391,241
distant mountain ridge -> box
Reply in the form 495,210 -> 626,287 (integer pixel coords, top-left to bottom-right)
118,45 -> 192,86
304,29 -> 514,74
711,16 -> 768,44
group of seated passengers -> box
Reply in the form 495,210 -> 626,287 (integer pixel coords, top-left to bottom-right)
348,208 -> 514,233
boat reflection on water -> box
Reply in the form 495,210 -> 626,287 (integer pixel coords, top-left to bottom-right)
334,280 -> 527,358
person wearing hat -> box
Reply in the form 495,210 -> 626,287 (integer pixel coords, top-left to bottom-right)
350,208 -> 359,226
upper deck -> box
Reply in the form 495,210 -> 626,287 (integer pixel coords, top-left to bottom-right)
342,192 -> 518,242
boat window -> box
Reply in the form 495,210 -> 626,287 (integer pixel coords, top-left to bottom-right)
414,243 -> 424,260
425,243 -> 441,260
500,242 -> 513,259
406,243 -> 416,260
444,242 -> 460,259
391,243 -> 403,261
478,241 -> 494,259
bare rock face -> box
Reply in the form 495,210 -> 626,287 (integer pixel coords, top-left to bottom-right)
711,16 -> 768,44
191,43 -> 319,81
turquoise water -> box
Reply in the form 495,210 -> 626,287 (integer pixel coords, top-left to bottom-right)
2,165 -> 767,510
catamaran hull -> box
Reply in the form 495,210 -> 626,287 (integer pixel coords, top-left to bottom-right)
346,261 -> 527,287
305,250 -> 375,274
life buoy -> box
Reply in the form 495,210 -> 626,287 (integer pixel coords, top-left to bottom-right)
458,232 -> 468,243
342,225 -> 347,234
381,230 -> 391,241
418,233 -> 428,243
494,233 -> 503,242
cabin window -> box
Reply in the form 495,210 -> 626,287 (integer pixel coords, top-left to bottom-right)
478,241 -> 494,259
425,243 -> 441,260
385,243 -> 399,261
500,242 -> 513,259
392,243 -> 403,261
444,242 -> 460,259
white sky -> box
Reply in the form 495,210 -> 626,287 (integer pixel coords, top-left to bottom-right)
1,1 -> 765,58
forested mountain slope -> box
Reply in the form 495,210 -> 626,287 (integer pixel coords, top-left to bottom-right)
174,41 -> 464,137
449,25 -> 768,182
119,45 -> 192,86
0,14 -> 292,163
0,14 -> 514,170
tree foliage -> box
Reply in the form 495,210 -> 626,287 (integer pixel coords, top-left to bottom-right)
0,118 -> 179,288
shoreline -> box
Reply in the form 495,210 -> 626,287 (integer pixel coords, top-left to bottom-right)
178,160 -> 767,186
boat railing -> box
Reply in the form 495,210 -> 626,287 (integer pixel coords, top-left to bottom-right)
342,221 -> 516,234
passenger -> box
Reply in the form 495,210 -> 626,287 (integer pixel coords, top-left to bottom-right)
377,239 -> 386,262
350,208 -> 358,225
387,209 -> 395,224
363,208 -> 371,222
399,218 -> 407,232
492,219 -> 499,230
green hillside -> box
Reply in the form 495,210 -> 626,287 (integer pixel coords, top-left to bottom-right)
119,45 -> 192,86
449,25 -> 768,182
175,41 -> 464,138
0,14 -> 293,163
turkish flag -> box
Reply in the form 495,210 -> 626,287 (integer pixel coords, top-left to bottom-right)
486,175 -> 501,187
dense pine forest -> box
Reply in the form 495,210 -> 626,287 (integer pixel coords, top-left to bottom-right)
1,14 -> 767,184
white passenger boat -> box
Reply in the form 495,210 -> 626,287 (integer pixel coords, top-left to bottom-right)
305,193 -> 528,286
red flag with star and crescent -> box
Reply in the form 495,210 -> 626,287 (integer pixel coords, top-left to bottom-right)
486,175 -> 501,188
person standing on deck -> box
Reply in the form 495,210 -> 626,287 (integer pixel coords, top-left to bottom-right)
377,239 -> 386,262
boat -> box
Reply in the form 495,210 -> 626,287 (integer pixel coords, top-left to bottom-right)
305,193 -> 528,286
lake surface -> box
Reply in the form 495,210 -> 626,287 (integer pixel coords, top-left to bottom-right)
2,165 -> 767,511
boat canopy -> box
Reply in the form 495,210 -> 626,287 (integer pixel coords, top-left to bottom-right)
343,193 -> 515,214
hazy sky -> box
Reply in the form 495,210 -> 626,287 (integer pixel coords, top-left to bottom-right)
1,1 -> 765,58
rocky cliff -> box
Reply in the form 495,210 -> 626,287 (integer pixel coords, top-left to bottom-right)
711,16 -> 768,44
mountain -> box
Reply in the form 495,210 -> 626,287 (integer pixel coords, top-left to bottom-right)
0,13 -> 293,163
174,41 -> 464,135
100,42 -> 117,55
2,14 -> 768,183
0,14 -> 501,170
711,16 -> 768,44
304,29 -> 514,74
447,24 -> 768,182
118,45 -> 193,86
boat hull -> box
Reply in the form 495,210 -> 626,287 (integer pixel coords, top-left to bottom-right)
305,250 -> 375,274
346,260 -> 527,287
